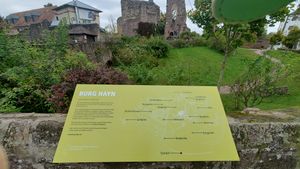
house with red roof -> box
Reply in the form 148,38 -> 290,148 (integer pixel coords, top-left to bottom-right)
6,4 -> 56,33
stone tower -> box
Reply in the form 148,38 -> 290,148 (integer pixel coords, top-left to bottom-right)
117,0 -> 160,36
164,0 -> 187,39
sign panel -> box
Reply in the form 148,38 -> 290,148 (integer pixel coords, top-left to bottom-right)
54,85 -> 239,163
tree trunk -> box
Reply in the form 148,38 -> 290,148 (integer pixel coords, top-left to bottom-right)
218,26 -> 231,90
218,49 -> 229,90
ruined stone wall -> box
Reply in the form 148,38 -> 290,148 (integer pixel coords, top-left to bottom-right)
0,113 -> 299,169
165,0 -> 187,39
117,0 -> 160,36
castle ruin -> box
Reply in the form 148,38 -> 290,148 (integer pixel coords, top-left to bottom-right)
164,0 -> 187,39
117,0 -> 160,36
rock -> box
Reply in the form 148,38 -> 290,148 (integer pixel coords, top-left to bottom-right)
219,86 -> 232,94
242,108 -> 261,114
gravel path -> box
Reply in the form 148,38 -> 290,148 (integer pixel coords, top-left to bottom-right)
252,49 -> 282,64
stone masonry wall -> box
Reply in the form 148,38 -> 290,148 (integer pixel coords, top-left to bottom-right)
117,0 -> 160,36
164,0 -> 187,39
0,113 -> 299,169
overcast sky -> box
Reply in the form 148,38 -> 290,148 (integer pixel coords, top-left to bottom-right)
0,0 -> 289,34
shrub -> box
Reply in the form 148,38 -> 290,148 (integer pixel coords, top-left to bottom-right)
0,103 -> 20,113
232,57 -> 289,109
145,37 -> 170,58
166,66 -> 185,85
114,47 -> 136,65
6,86 -> 51,113
49,67 -> 130,113
207,35 -> 226,53
103,36 -> 163,85
269,31 -> 284,49
107,36 -> 162,69
111,43 -> 159,70
179,31 -> 200,41
169,39 -> 188,48
64,51 -> 96,70
122,63 -> 153,85
0,88 -> 20,113
190,37 -> 207,47
168,31 -> 206,48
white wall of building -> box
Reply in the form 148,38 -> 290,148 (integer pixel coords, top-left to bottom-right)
279,15 -> 300,36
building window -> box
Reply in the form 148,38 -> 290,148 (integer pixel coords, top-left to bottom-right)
56,16 -> 59,21
71,17 -> 76,24
172,9 -> 177,22
24,16 -> 31,22
82,19 -> 91,24
88,11 -> 96,21
9,18 -> 19,24
31,15 -> 39,22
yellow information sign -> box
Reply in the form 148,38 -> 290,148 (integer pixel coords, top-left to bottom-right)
54,85 -> 239,163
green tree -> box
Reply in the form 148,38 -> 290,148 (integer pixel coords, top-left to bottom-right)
270,31 -> 284,49
189,0 -> 290,88
283,27 -> 300,49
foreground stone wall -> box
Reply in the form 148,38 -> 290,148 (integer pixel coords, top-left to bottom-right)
0,113 -> 299,169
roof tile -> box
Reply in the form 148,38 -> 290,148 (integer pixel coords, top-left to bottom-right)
6,6 -> 56,27
54,0 -> 102,12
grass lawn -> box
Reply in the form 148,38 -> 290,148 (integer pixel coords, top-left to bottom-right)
149,47 -> 300,113
150,47 -> 258,86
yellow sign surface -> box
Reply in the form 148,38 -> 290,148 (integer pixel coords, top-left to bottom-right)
54,85 -> 239,163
